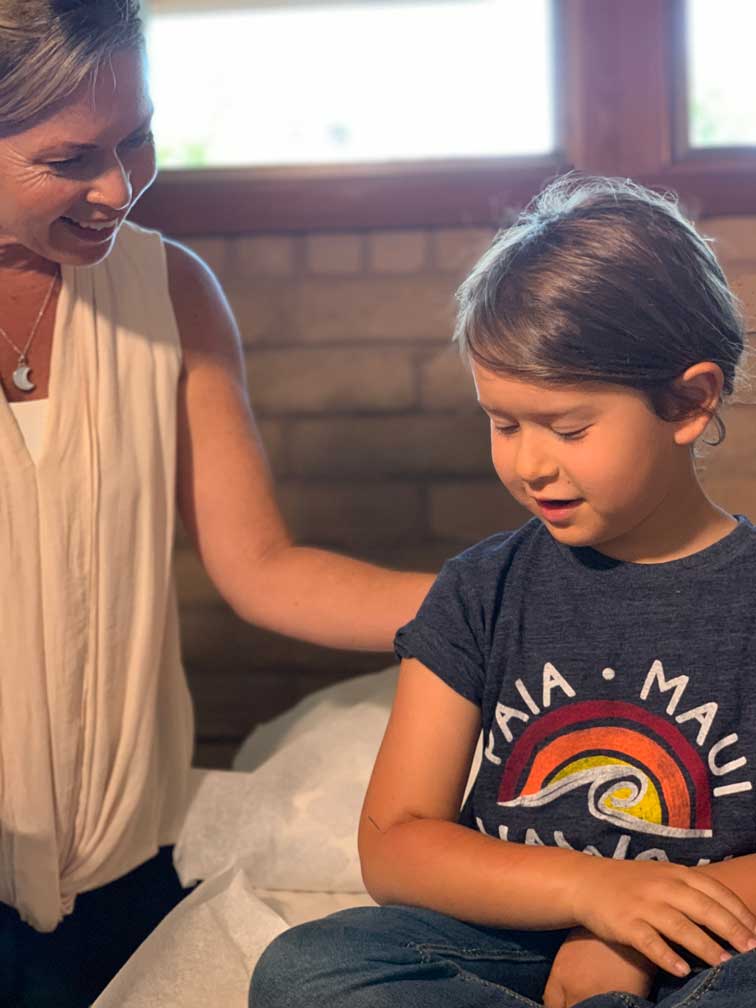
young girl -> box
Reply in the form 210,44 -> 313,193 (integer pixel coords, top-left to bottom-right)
249,176 -> 756,1008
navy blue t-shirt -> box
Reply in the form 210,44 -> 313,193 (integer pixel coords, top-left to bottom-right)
395,517 -> 756,866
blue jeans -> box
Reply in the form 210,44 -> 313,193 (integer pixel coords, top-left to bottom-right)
249,904 -> 756,1008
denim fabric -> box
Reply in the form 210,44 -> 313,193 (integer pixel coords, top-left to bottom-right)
249,905 -> 756,1008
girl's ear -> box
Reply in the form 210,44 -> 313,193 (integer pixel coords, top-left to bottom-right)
671,362 -> 725,446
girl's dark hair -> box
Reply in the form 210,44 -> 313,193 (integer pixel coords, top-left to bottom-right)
454,174 -> 746,445
0,0 -> 144,135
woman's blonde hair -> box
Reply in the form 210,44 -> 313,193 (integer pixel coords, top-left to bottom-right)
0,0 -> 143,135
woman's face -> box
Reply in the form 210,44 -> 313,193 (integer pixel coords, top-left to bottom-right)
0,47 -> 156,268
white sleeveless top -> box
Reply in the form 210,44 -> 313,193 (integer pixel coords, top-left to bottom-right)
0,222 -> 194,932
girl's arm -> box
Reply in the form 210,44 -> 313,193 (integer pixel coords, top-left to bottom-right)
168,241 -> 433,652
697,856 -> 756,914
359,658 -> 584,925
359,658 -> 756,976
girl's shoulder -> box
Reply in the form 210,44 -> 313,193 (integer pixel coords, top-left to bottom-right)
443,517 -> 553,582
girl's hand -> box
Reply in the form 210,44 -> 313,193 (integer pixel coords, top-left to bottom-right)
543,927 -> 654,1008
571,858 -> 756,978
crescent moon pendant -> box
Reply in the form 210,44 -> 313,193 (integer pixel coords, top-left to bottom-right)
12,365 -> 36,393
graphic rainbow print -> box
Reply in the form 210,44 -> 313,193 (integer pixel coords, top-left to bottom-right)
497,700 -> 712,838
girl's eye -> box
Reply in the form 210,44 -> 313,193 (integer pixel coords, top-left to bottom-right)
492,423 -> 591,440
554,427 -> 590,441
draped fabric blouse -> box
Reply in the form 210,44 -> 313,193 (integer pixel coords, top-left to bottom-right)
0,222 -> 194,932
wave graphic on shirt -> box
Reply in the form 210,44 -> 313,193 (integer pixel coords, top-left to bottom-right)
497,700 -> 713,839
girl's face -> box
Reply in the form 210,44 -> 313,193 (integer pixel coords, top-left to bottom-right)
0,47 -> 156,268
471,362 -> 698,561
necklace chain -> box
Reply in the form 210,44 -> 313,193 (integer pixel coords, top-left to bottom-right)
0,273 -> 58,393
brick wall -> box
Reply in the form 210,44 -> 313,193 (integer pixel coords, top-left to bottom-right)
177,219 -> 756,767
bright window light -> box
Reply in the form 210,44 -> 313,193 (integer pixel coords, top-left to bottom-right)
146,1 -> 555,168
688,0 -> 756,148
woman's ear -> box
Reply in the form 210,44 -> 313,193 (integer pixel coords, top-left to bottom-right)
671,361 -> 724,446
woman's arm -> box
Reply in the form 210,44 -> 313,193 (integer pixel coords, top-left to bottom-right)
359,658 -> 756,975
167,240 -> 433,651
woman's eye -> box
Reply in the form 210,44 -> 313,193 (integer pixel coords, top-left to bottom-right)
123,131 -> 154,150
47,156 -> 85,172
494,424 -> 519,437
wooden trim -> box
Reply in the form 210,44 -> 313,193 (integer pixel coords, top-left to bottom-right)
560,0 -> 622,174
637,166 -> 756,217
131,156 -> 571,236
669,0 -> 692,161
538,0 -> 673,177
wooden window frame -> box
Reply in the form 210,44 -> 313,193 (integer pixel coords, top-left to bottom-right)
133,0 -> 756,237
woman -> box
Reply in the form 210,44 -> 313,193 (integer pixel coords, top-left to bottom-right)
0,2 -> 432,1004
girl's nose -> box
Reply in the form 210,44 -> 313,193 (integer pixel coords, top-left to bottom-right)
513,435 -> 559,484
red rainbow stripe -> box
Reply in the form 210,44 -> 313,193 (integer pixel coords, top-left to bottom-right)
497,700 -> 711,830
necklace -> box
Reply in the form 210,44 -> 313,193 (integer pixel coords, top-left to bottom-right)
0,272 -> 58,394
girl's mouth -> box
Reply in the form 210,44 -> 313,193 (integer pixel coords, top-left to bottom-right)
533,498 -> 583,522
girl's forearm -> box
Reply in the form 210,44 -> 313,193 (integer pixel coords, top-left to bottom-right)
696,854 -> 756,914
228,545 -> 434,652
360,815 -> 590,930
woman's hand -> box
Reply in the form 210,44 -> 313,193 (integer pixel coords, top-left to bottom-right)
571,857 -> 756,978
543,927 -> 654,1008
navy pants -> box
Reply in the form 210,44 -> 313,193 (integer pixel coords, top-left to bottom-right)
250,904 -> 756,1008
0,846 -> 195,1008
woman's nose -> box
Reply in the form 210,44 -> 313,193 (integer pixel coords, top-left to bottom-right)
87,159 -> 133,212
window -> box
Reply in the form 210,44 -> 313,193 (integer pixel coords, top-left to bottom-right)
686,0 -> 756,149
134,0 -> 756,236
147,0 -> 555,169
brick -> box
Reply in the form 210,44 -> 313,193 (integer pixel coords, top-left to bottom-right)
174,546 -> 224,608
429,480 -> 530,541
193,740 -> 241,770
181,237 -> 230,280
232,235 -> 298,278
696,405 -> 756,481
432,227 -> 495,275
727,268 -> 756,330
368,231 -> 429,274
289,413 -> 491,478
188,661 -> 388,741
277,480 -> 425,545
358,538 -> 473,574
182,612 -> 391,735
700,217 -> 756,265
291,275 -> 456,343
697,475 -> 756,522
305,234 -> 364,275
245,347 -> 415,414
731,331 -> 756,406
419,347 -> 478,410
255,418 -> 288,476
227,285 -> 291,344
